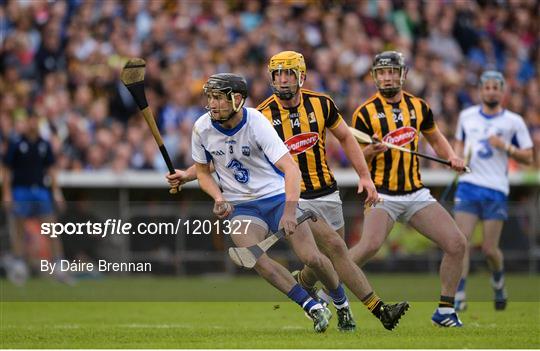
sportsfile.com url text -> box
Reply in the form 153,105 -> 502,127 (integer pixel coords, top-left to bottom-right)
41,219 -> 252,238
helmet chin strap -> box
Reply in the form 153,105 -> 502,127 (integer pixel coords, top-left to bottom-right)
373,67 -> 406,99
272,70 -> 303,100
379,87 -> 400,98
211,113 -> 233,124
274,88 -> 295,100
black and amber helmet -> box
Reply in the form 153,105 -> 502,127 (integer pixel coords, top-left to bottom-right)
371,51 -> 407,98
268,51 -> 306,100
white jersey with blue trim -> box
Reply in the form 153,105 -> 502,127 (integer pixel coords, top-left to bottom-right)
455,105 -> 533,195
192,107 -> 289,203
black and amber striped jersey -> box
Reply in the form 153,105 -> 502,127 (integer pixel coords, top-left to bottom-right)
351,91 -> 437,195
257,89 -> 343,199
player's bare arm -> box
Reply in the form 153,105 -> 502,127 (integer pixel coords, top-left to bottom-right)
166,167 -> 197,187
360,134 -> 388,163
454,140 -> 464,159
274,152 -> 301,236
330,121 -> 378,206
166,163 -> 216,188
487,136 -> 533,165
422,128 -> 466,172
194,162 -> 233,219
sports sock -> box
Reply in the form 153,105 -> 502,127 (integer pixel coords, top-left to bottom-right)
457,278 -> 466,292
328,284 -> 349,309
362,291 -> 385,319
437,295 -> 456,313
287,283 -> 322,313
317,288 -> 332,305
492,270 -> 506,301
437,307 -> 456,314
455,278 -> 466,300
491,270 -> 505,289
492,270 -> 503,282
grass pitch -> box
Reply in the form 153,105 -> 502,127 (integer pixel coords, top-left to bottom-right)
1,274 -> 539,348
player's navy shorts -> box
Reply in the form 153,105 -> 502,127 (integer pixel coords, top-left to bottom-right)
231,193 -> 285,233
454,182 -> 508,220
12,186 -> 54,218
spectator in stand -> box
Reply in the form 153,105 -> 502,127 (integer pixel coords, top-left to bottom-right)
0,0 -> 537,171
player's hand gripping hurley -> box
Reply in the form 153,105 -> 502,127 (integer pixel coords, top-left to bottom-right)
349,127 -> 471,173
120,58 -> 180,194
228,210 -> 318,268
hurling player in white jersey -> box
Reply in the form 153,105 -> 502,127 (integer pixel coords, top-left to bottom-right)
167,73 -> 350,333
453,71 -> 533,311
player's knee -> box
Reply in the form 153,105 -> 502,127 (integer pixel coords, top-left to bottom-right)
362,242 -> 381,260
481,244 -> 499,259
301,252 -> 324,270
446,231 -> 467,257
350,242 -> 378,265
324,235 -> 347,257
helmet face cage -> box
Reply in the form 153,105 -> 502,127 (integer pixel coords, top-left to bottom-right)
479,71 -> 505,108
269,67 -> 304,100
203,74 -> 247,123
371,51 -> 407,98
268,51 -> 306,100
371,66 -> 407,97
204,88 -> 233,122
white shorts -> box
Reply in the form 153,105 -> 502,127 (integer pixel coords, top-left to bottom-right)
297,191 -> 345,230
373,188 -> 436,223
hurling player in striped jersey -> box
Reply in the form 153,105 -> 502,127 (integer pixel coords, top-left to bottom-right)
351,51 -> 468,327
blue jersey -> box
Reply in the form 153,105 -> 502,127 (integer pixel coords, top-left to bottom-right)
3,135 -> 55,187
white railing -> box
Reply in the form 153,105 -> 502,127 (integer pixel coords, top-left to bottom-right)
55,169 -> 540,188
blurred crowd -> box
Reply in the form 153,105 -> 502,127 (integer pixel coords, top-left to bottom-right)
1,0 -> 538,173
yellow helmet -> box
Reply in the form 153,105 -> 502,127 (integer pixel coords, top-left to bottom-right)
268,51 -> 306,100
268,51 -> 307,76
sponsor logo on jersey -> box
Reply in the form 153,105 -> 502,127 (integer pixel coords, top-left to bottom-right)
225,140 -> 237,144
211,150 -> 225,156
272,119 -> 282,126
242,146 -> 250,156
284,132 -> 319,155
383,126 -> 417,146
373,112 -> 387,119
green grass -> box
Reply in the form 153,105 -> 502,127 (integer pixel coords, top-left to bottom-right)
1,274 -> 539,348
